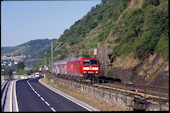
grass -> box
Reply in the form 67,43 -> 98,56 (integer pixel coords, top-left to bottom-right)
41,77 -> 126,111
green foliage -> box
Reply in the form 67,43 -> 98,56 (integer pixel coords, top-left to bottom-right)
113,44 -> 132,57
112,0 -> 168,61
58,0 -> 130,46
16,61 -> 25,71
78,44 -> 86,49
15,69 -> 33,75
1,69 -> 13,75
98,29 -> 110,42
88,21 -> 98,29
157,34 -> 169,61
7,70 -> 13,75
2,39 -> 56,67
48,0 -> 130,67
142,0 -> 160,8
42,0 -> 169,69
79,49 -> 89,56
88,38 -> 98,48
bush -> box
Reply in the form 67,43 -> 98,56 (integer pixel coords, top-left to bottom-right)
112,0 -> 168,60
142,0 -> 160,8
157,35 -> 169,61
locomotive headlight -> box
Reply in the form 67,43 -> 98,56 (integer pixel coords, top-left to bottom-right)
92,67 -> 98,70
95,71 -> 98,73
83,67 -> 90,70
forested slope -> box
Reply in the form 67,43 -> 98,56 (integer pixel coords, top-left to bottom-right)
39,0 -> 169,87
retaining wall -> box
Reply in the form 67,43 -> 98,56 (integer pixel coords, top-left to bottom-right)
45,73 -> 169,111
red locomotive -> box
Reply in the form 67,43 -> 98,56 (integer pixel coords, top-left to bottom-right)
52,56 -> 99,79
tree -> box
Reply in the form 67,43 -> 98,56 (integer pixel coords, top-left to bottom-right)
142,0 -> 160,8
6,70 -> 13,76
91,6 -> 96,11
16,61 -> 25,71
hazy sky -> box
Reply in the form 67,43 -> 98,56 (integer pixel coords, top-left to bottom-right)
1,0 -> 101,47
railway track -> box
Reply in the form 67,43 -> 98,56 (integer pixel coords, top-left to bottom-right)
45,72 -> 169,105
92,83 -> 168,103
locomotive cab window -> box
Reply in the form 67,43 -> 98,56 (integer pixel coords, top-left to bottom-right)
91,60 -> 98,65
83,60 -> 98,65
83,60 -> 90,65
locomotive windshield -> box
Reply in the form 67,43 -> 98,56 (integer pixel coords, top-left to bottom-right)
83,60 -> 90,65
83,60 -> 98,65
91,60 -> 98,65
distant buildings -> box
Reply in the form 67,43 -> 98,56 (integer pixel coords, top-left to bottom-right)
1,54 -> 26,61
1,54 -> 26,68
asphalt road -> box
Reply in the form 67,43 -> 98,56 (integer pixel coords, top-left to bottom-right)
16,78 -> 89,112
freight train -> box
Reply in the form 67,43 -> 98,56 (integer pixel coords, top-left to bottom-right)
52,56 -> 99,79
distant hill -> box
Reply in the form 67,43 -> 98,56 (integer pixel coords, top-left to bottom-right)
1,47 -> 12,51
1,39 -> 56,67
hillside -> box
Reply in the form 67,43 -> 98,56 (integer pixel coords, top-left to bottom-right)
1,47 -> 12,50
39,0 -> 169,88
2,39 -> 56,67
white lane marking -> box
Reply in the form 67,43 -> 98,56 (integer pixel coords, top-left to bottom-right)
1,81 -> 10,111
45,101 -> 50,106
39,79 -> 93,111
1,81 -> 7,90
34,91 -> 37,94
36,93 -> 40,96
27,80 -> 56,112
40,97 -> 45,101
37,93 -> 41,97
32,88 -> 35,91
10,81 -> 14,112
14,80 -> 19,112
51,107 -> 56,112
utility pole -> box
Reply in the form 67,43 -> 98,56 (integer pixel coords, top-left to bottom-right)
97,42 -> 100,57
51,41 -> 53,76
49,58 -> 51,71
44,52 -> 47,74
51,41 -> 67,76
104,46 -> 107,77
